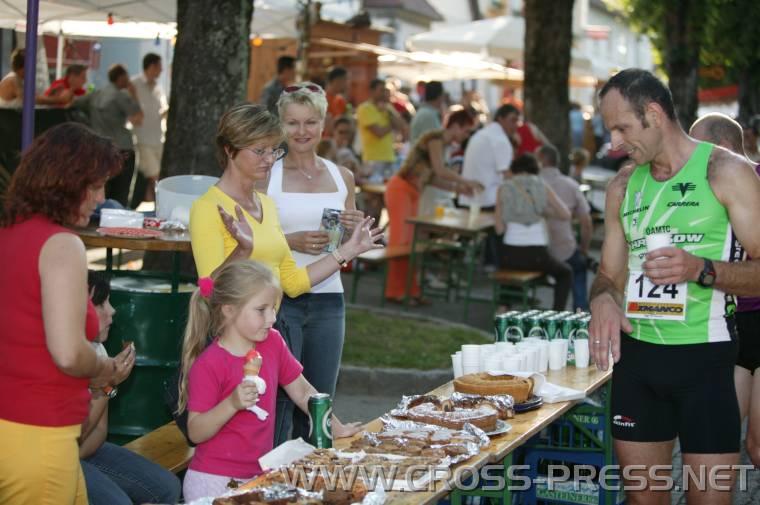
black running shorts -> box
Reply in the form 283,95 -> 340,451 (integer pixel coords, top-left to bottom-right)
611,333 -> 740,454
736,310 -> 760,374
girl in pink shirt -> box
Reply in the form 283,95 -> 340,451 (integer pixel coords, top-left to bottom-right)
178,260 -> 361,501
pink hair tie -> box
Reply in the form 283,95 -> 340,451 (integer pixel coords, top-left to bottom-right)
198,277 -> 214,299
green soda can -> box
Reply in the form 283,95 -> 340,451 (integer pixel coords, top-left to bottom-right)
506,314 -> 525,343
539,310 -> 557,319
526,314 -> 547,339
575,316 -> 591,340
559,314 -> 579,340
308,393 -> 333,448
543,315 -> 560,341
494,313 -> 510,342
555,311 -> 573,319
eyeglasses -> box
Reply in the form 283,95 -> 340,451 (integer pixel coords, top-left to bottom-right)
244,147 -> 285,160
284,84 -> 324,94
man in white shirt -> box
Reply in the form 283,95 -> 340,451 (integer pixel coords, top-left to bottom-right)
131,53 -> 167,205
537,144 -> 592,310
460,104 -> 519,267
459,104 -> 519,208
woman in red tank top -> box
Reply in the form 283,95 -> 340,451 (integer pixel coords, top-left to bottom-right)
515,121 -> 547,156
0,123 -> 134,505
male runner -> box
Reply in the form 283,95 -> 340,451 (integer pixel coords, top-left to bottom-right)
589,69 -> 760,505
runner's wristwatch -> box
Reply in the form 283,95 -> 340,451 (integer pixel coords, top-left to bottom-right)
697,258 -> 716,287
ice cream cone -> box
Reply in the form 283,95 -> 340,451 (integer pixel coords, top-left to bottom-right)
243,349 -> 262,376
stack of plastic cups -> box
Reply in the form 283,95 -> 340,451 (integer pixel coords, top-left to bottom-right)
549,340 -> 566,370
479,344 -> 497,371
483,354 -> 504,372
461,345 -> 481,375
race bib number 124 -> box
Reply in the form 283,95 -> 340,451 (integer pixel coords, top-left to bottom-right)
625,270 -> 686,321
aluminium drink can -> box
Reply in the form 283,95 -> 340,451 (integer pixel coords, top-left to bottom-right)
308,393 -> 333,448
494,313 -> 512,342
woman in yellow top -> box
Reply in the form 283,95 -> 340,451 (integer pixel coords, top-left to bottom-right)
190,103 -> 382,284
189,103 -> 383,442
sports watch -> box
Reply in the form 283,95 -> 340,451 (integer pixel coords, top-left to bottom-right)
697,258 -> 716,287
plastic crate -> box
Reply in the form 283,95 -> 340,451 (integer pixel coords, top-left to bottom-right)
533,476 -> 625,505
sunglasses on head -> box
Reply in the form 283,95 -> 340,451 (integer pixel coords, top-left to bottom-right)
284,84 -> 323,94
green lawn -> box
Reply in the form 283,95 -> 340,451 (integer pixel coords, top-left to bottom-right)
342,308 -> 491,370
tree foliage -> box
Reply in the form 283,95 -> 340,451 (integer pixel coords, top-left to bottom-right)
608,0 -> 760,124
608,0 -> 708,129
701,0 -> 760,122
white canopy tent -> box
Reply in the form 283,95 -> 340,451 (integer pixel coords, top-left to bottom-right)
407,15 -> 595,85
313,37 -> 524,83
0,0 -> 353,33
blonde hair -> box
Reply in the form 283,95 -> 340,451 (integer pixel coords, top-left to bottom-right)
276,81 -> 328,120
177,260 -> 282,414
215,103 -> 284,169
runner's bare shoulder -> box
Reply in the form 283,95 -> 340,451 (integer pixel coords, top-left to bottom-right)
707,146 -> 758,199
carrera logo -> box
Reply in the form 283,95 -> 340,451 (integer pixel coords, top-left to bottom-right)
667,201 -> 699,207
613,415 -> 636,428
672,182 -> 696,197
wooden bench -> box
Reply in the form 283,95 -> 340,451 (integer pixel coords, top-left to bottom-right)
350,242 -> 455,306
490,269 -> 545,312
123,421 -> 194,474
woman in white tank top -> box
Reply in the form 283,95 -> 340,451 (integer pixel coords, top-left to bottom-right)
265,82 -> 363,443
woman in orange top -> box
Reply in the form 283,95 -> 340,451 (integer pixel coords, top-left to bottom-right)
384,110 -> 476,304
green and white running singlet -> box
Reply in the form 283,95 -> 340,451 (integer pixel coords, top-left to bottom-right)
620,142 -> 741,344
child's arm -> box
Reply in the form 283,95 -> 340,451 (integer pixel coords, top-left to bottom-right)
283,375 -> 362,439
187,380 -> 260,444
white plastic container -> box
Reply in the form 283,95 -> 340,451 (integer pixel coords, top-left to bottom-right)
155,175 -> 219,225
99,209 -> 144,228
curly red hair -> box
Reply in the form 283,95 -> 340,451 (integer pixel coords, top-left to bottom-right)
2,123 -> 124,227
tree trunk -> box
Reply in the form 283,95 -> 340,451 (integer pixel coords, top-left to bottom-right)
467,0 -> 482,20
737,67 -> 760,124
162,0 -> 253,179
144,0 -> 253,274
523,0 -> 574,171
663,0 -> 701,130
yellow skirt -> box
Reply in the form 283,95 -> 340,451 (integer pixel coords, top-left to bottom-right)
0,417 -> 87,505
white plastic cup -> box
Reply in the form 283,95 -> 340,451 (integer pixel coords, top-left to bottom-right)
502,356 -> 521,372
524,348 -> 539,373
461,344 -> 481,361
549,340 -> 566,370
646,233 -> 671,256
484,356 -> 503,372
537,342 -> 550,372
512,352 -> 528,371
494,342 -> 513,353
462,363 -> 480,375
452,353 -> 464,377
574,340 -> 590,368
